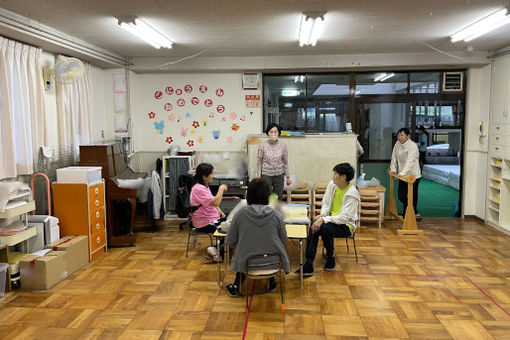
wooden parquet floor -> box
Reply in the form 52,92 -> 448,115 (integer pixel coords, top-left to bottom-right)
2,217 -> 510,339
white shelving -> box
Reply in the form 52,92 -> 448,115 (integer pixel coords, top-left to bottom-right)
0,200 -> 36,249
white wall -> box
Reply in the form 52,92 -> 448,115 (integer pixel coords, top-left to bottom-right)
130,73 -> 262,153
463,66 -> 491,218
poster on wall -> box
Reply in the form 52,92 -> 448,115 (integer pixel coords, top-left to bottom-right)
245,94 -> 260,108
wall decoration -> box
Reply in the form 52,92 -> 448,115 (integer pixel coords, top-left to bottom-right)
191,97 -> 200,105
185,113 -> 192,118
181,127 -> 188,137
177,117 -> 182,122
216,88 -> 224,97
197,135 -> 204,144
192,121 -> 200,128
176,89 -> 182,95
166,136 -> 173,144
226,136 -> 233,144
212,130 -> 220,139
186,140 -> 194,147
231,123 -> 240,131
168,114 -> 175,121
165,86 -> 174,95
148,112 -> 156,119
250,111 -> 254,115
221,117 -> 227,122
191,129 -> 196,135
204,99 -> 213,107
209,112 -> 215,118
184,84 -> 193,93
240,115 -> 246,121
164,103 -> 173,111
202,118 -> 208,126
154,90 -> 163,99
245,94 -> 261,108
217,105 -> 225,113
199,85 -> 208,93
177,98 -> 185,107
154,120 -> 164,134
230,112 -> 237,120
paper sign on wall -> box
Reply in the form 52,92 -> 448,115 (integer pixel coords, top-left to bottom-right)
245,94 -> 260,108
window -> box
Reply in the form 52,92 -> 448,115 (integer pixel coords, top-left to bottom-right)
355,73 -> 408,95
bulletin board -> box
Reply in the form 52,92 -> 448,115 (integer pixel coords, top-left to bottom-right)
130,73 -> 262,152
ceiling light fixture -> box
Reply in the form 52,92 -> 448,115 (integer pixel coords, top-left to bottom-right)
450,8 -> 510,42
117,17 -> 173,49
299,12 -> 326,47
294,75 -> 305,83
374,73 -> 395,82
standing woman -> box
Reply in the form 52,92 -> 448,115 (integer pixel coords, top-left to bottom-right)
390,127 -> 421,217
257,123 -> 292,201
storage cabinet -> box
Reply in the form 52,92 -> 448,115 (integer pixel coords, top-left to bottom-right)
53,181 -> 107,260
162,155 -> 196,219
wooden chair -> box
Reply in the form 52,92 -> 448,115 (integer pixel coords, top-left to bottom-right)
312,182 -> 329,218
244,253 -> 285,309
286,183 -> 312,218
185,216 -> 214,257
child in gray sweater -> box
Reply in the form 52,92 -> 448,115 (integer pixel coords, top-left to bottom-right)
226,178 -> 290,297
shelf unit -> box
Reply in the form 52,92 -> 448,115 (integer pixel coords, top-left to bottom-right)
162,155 -> 196,219
0,200 -> 36,292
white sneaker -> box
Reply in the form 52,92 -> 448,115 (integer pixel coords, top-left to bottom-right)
207,246 -> 218,256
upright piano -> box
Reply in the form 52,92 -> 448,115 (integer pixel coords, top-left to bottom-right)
80,142 -> 147,247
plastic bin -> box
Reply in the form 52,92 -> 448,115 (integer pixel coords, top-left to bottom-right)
0,263 -> 8,298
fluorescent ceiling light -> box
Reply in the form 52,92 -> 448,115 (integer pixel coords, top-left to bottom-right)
374,73 -> 395,82
118,17 -> 173,49
282,89 -> 300,96
450,8 -> 510,42
299,12 -> 326,47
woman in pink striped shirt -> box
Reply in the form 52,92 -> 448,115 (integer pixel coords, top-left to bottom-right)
257,124 -> 292,201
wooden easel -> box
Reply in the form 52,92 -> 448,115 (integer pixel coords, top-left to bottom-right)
384,169 -> 423,236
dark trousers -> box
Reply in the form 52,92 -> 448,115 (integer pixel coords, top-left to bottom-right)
398,177 -> 420,216
196,217 -> 226,255
304,222 -> 351,266
261,174 -> 285,201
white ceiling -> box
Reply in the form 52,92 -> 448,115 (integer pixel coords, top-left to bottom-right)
1,0 -> 510,70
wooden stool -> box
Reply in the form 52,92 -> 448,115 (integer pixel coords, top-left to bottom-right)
358,186 -> 386,228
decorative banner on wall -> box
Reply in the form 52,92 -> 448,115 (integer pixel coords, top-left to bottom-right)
245,94 -> 260,108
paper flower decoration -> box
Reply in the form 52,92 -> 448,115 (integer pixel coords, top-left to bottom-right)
168,114 -> 175,121
148,112 -> 156,119
191,130 -> 196,135
226,136 -> 233,144
186,140 -> 194,147
197,136 -> 204,144
221,117 -> 227,122
230,112 -> 237,120
192,121 -> 200,128
231,123 -> 240,131
165,137 -> 173,144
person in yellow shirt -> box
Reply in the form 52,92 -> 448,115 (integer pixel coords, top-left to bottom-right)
296,163 -> 359,276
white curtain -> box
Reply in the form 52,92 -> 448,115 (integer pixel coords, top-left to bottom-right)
56,56 -> 92,162
0,36 -> 46,179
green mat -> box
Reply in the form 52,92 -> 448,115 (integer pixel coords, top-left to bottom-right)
361,163 -> 459,217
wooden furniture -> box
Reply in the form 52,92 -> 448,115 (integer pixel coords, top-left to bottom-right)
80,142 -> 146,246
284,183 -> 312,218
53,181 -> 107,260
386,169 -> 422,236
358,186 -> 386,228
312,182 -> 329,218
0,244 -> 10,292
244,254 -> 285,309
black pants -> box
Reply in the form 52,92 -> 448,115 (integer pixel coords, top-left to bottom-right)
261,174 -> 285,201
304,222 -> 351,266
196,217 -> 226,255
398,178 -> 420,216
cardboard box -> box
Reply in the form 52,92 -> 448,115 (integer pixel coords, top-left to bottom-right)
45,236 -> 89,274
20,251 -> 67,290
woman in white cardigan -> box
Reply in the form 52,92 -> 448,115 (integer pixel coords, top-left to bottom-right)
297,163 -> 359,277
